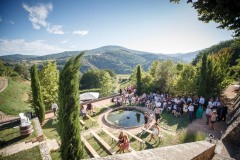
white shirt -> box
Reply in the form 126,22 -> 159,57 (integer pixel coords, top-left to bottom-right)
199,97 -> 205,104
188,105 -> 194,111
52,103 -> 58,110
206,108 -> 211,115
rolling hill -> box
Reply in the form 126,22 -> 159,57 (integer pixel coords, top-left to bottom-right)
0,45 -> 198,74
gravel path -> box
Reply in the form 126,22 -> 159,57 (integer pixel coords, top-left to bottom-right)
0,77 -> 8,93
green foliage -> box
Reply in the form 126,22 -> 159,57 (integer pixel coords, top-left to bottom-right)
175,64 -> 197,95
39,61 -> 59,110
136,65 -> 142,96
14,64 -> 29,79
99,70 -> 115,97
30,65 -> 45,124
80,69 -> 100,89
80,69 -> 115,97
58,53 -> 84,160
79,88 -> 101,94
198,53 -> 207,97
192,39 -> 239,65
149,60 -> 177,93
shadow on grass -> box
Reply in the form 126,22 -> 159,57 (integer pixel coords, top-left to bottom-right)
160,113 -> 190,131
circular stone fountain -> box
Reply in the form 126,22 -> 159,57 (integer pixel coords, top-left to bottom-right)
103,106 -> 151,129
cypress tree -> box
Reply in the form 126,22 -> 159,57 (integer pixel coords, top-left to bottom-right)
198,53 -> 207,97
30,65 -> 45,124
136,65 -> 142,96
58,53 -> 84,160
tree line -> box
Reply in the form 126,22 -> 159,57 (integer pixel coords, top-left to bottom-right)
130,42 -> 240,99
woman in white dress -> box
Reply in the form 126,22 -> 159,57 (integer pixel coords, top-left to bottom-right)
149,123 -> 160,142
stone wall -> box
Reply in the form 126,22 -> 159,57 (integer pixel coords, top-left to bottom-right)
214,94 -> 240,159
85,141 -> 215,160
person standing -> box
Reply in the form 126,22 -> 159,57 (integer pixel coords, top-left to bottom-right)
144,112 -> 149,128
188,103 -> 194,122
205,106 -> 211,125
149,123 -> 160,142
210,110 -> 218,130
199,96 -> 205,106
154,106 -> 161,122
221,102 -> 228,122
51,102 -> 58,116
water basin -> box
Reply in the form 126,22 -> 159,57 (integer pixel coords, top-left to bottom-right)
107,109 -> 144,128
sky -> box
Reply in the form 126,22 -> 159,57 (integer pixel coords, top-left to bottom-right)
0,0 -> 233,56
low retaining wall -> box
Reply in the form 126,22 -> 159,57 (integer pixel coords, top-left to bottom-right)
86,140 -> 215,160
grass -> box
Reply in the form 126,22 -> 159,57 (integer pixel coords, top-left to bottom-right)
0,77 -> 32,115
177,129 -> 206,143
0,146 -> 42,160
0,120 -> 37,149
159,112 -> 190,131
44,104 -> 205,159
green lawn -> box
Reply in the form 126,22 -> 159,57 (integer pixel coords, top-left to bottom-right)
0,77 -> 32,115
0,120 -> 37,149
160,113 -> 190,131
0,146 -> 42,160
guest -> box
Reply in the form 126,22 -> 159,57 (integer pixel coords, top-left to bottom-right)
188,103 -> 194,122
205,106 -> 211,125
210,110 -> 218,130
196,106 -> 203,119
199,96 -> 205,106
120,135 -> 130,153
149,123 -> 160,142
80,105 -> 86,117
51,102 -> 58,116
221,103 -> 228,122
117,131 -> 124,147
154,106 -> 161,122
144,112 -> 149,128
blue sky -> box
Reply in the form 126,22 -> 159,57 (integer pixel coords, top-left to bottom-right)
0,0 -> 233,56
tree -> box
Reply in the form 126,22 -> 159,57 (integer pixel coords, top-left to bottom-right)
198,53 -> 207,97
136,65 -> 142,96
14,64 -> 29,79
40,61 -> 59,110
80,69 -> 100,89
58,53 -> 84,160
99,70 -> 114,97
171,0 -> 240,37
175,64 -> 197,95
30,65 -> 45,124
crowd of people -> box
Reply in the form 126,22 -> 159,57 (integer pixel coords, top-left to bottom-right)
115,87 -> 228,130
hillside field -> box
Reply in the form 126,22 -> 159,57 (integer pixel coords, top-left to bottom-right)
0,77 -> 32,115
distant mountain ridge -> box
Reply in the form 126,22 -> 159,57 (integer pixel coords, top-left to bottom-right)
0,45 -> 199,74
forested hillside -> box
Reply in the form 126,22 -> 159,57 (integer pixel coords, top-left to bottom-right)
192,40 -> 240,66
0,46 -> 186,74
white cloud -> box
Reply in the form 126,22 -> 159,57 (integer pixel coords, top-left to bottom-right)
61,40 -> 68,44
0,39 -> 68,56
46,25 -> 64,34
9,20 -> 14,24
72,30 -> 89,36
22,3 -> 64,34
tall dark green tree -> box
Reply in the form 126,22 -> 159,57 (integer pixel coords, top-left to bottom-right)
30,65 -> 45,124
198,53 -> 207,97
136,65 -> 142,96
58,53 -> 84,160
